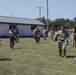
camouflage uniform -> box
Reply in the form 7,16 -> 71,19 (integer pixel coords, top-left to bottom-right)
14,28 -> 19,43
72,28 -> 76,47
50,30 -> 54,40
54,28 -> 69,57
8,28 -> 15,49
33,27 -> 41,43
42,27 -> 47,40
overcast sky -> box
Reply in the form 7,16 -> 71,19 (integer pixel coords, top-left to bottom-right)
0,0 -> 76,20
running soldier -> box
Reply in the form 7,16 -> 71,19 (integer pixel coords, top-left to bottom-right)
33,26 -> 41,43
14,28 -> 19,43
8,28 -> 15,49
54,26 -> 69,58
72,26 -> 76,47
50,29 -> 55,40
42,27 -> 47,40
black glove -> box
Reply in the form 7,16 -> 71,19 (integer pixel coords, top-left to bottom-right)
54,37 -> 58,41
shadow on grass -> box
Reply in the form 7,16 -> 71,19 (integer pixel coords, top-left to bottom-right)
39,41 -> 47,44
66,55 -> 76,58
14,47 -> 23,49
0,58 -> 12,61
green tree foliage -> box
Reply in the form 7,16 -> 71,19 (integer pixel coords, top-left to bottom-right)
53,18 -> 65,30
36,17 -> 76,30
36,16 -> 46,24
74,17 -> 76,22
64,22 -> 71,29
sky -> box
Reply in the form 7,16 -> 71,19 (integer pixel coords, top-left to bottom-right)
0,0 -> 76,20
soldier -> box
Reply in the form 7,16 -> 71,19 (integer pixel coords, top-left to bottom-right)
72,26 -> 76,47
14,28 -> 19,43
8,28 -> 15,49
33,26 -> 41,43
69,30 -> 72,42
42,27 -> 47,40
50,29 -> 55,40
54,26 -> 69,58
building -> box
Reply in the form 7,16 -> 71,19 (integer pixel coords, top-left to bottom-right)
0,16 -> 45,37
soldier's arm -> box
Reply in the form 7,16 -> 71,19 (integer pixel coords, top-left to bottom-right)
8,31 -> 10,36
54,31 -> 59,41
66,31 -> 70,39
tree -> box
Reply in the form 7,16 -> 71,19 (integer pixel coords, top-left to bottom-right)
36,16 -> 46,24
74,17 -> 76,22
52,18 -> 65,30
64,22 -> 71,29
36,17 -> 76,30
65,18 -> 70,23
70,20 -> 74,28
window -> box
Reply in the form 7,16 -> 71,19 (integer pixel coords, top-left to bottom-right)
31,26 -> 36,30
9,24 -> 17,30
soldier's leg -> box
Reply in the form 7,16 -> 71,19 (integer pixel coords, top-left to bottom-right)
63,49 -> 66,57
63,46 -> 66,58
59,48 -> 62,56
52,34 -> 54,40
58,42 -> 62,56
51,35 -> 52,40
72,38 -> 74,47
38,37 -> 40,43
72,37 -> 75,47
44,36 -> 46,40
10,38 -> 12,48
44,35 -> 46,40
12,40 -> 14,49
11,37 -> 15,49
35,36 -> 37,43
11,40 -> 13,48
52,35 -> 53,40
37,37 -> 39,43
62,43 -> 67,58
16,36 -> 18,43
44,36 -> 45,40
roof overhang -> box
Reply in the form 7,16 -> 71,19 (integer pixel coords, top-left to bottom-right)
0,16 -> 45,26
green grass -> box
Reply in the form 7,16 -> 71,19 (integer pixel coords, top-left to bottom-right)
0,37 -> 76,75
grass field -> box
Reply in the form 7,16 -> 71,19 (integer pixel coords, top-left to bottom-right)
0,37 -> 76,75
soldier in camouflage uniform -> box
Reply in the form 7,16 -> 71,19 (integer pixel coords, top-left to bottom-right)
42,27 -> 47,40
50,29 -> 55,40
8,28 -> 15,49
14,28 -> 19,43
33,26 -> 41,43
54,26 -> 69,58
72,27 -> 76,47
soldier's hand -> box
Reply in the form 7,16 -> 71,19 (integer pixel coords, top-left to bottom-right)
54,38 -> 58,41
